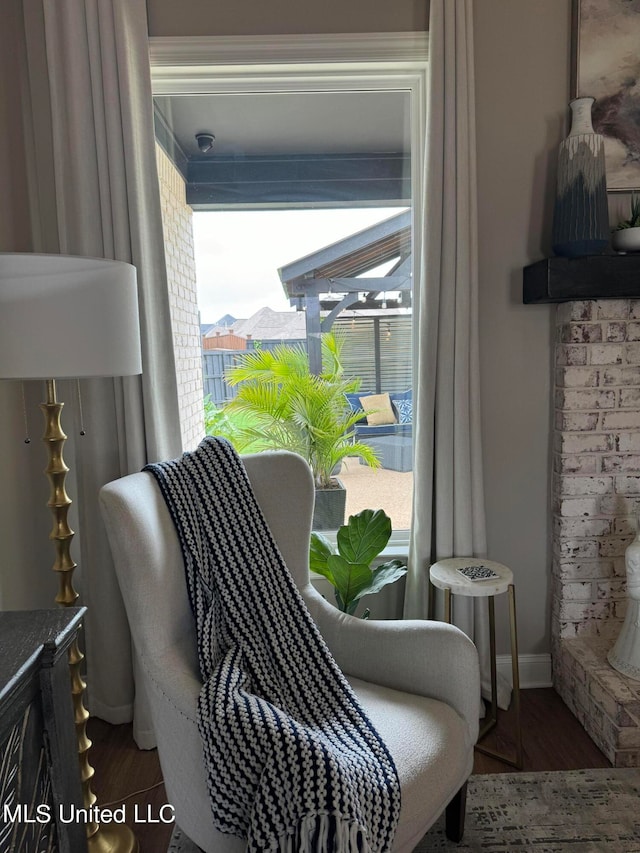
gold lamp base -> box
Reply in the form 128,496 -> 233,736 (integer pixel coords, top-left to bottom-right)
88,823 -> 139,853
42,379 -> 139,853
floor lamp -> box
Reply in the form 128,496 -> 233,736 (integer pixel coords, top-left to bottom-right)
0,252 -> 141,853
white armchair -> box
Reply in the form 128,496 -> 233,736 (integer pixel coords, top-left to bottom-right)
99,450 -> 480,853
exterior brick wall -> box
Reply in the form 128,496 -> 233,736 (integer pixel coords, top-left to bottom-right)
156,144 -> 204,451
553,299 -> 640,766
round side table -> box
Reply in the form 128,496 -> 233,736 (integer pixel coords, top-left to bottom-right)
429,557 -> 523,769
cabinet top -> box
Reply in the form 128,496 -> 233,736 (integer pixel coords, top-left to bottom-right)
0,608 -> 86,705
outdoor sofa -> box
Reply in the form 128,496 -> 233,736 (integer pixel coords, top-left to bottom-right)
346,390 -> 413,472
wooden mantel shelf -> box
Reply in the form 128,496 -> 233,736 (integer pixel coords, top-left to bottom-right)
523,255 -> 640,304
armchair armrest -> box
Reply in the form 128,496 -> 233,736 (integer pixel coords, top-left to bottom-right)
303,585 -> 480,743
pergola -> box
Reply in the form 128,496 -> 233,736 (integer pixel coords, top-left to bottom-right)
278,210 -> 411,373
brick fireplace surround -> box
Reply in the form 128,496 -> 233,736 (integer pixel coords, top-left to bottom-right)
553,299 -> 640,767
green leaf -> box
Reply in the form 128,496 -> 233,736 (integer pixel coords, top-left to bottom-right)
309,532 -> 335,580
327,555 -> 372,612
337,509 -> 392,566
366,560 -> 408,597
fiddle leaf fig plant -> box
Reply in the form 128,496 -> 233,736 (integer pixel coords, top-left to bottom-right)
310,509 -> 407,616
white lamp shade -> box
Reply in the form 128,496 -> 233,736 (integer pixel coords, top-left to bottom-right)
0,253 -> 142,379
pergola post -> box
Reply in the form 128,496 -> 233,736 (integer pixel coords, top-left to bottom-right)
305,294 -> 322,374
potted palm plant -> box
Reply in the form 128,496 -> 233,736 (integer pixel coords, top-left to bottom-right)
224,332 -> 380,529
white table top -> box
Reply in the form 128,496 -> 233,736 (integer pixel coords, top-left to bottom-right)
429,557 -> 513,597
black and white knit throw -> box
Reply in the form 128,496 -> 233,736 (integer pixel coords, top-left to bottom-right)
144,438 -> 401,853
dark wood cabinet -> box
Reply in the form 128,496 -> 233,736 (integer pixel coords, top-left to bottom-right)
0,609 -> 87,853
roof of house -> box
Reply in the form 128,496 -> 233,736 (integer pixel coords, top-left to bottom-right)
232,306 -> 306,340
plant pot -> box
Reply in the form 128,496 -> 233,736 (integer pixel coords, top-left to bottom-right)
612,227 -> 640,253
312,477 -> 346,531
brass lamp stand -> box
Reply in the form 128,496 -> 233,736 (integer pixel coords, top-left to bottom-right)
43,379 -> 138,853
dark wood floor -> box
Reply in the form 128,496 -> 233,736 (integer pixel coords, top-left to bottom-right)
87,687 -> 611,853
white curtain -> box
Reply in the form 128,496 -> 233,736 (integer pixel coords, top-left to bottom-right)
404,0 -> 510,708
22,0 -> 183,746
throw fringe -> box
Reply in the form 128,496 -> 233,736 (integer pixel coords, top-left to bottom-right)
274,814 -> 372,853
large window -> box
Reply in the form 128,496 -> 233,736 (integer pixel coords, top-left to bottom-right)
151,35 -> 427,536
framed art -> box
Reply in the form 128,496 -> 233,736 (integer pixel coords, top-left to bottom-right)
572,0 -> 640,191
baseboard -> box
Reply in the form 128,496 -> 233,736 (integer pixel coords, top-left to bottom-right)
496,653 -> 552,689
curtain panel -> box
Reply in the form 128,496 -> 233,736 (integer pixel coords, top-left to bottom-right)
22,0 -> 182,746
405,0 -> 510,709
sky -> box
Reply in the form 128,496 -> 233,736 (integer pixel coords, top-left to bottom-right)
192,208 -> 406,323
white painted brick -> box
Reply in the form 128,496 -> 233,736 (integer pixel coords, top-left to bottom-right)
559,599 -> 614,621
555,411 -> 600,431
557,302 -> 595,323
619,388 -> 640,407
557,497 -> 601,517
559,539 -> 599,559
562,324 -> 603,343
603,367 -> 640,386
596,580 -> 628,600
557,345 -> 588,366
615,477 -> 640,495
555,367 -> 600,387
602,455 -> 640,473
600,495 -> 640,516
554,560 -> 616,580
589,344 -> 624,365
628,323 -> 640,341
625,343 -> 640,364
556,389 -> 616,410
595,300 -> 631,320
560,476 -> 613,496
602,411 -> 640,431
555,454 -> 598,474
556,433 -> 612,453
593,345 -> 629,366
564,582 -> 595,601
614,517 -> 640,535
607,323 -> 627,342
599,535 -> 634,556
555,517 -> 612,538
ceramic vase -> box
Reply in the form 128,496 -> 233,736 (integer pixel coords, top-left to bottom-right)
552,97 -> 609,258
608,519 -> 640,682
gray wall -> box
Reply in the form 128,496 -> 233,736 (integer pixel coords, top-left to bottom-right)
1,0 -> 573,657
474,0 -> 570,655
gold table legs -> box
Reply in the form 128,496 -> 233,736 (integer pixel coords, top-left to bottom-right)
441,583 -> 523,770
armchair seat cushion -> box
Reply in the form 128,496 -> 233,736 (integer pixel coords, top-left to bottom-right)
348,677 -> 473,852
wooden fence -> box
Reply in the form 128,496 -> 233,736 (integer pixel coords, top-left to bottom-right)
202,316 -> 412,407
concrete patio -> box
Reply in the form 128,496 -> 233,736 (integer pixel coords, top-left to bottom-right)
338,456 -> 413,531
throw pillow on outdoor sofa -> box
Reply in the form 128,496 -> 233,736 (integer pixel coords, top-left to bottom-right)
359,392 -> 397,426
389,390 -> 412,425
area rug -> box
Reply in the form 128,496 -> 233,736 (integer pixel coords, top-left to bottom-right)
168,768 -> 640,852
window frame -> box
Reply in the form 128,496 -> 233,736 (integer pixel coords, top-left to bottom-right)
149,32 -> 427,549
